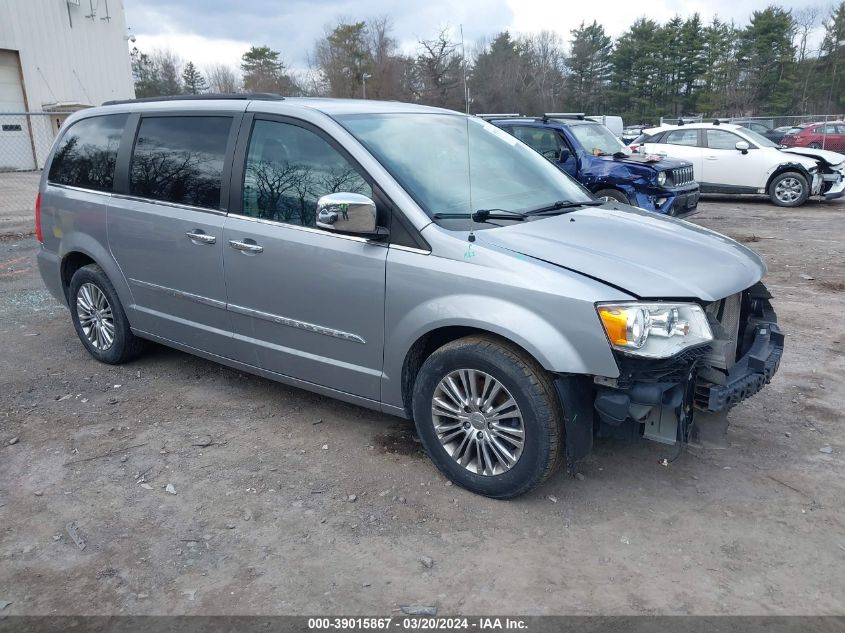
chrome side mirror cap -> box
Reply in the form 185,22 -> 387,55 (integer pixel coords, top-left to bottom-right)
315,192 -> 385,238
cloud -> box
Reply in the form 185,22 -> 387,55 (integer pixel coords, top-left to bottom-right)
126,0 -> 831,72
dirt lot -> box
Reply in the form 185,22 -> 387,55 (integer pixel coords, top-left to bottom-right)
0,195 -> 843,616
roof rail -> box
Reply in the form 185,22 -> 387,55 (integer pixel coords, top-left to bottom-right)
475,113 -> 521,119
102,93 -> 285,106
542,112 -> 585,122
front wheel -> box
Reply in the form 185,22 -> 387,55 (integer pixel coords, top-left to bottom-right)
411,336 -> 562,498
768,171 -> 809,207
594,188 -> 629,204
809,142 -> 822,149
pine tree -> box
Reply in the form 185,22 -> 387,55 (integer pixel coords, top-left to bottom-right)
181,61 -> 208,94
566,21 -> 612,113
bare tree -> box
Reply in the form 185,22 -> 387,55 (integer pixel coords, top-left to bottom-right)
414,28 -> 465,109
794,6 -> 823,113
205,64 -> 240,93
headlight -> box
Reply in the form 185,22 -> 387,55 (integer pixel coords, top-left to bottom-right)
596,302 -> 713,358
656,171 -> 667,186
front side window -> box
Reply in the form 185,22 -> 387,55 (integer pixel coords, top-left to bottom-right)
240,120 -> 371,227
48,114 -> 127,191
510,126 -> 565,160
706,129 -> 746,150
337,113 -> 591,223
129,116 -> 232,209
665,129 -> 699,147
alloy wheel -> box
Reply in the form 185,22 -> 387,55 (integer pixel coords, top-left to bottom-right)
431,369 -> 525,476
774,177 -> 803,204
76,282 -> 115,351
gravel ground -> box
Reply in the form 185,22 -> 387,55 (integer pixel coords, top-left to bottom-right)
0,196 -> 843,616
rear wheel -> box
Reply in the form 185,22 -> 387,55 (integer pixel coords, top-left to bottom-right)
69,264 -> 146,364
768,171 -> 809,207
594,188 -> 629,204
411,335 -> 562,498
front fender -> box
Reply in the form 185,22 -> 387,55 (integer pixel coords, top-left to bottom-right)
382,245 -> 626,410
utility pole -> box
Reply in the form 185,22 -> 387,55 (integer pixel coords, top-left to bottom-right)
362,73 -> 372,99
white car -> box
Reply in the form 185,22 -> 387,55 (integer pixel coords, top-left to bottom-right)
632,122 -> 845,207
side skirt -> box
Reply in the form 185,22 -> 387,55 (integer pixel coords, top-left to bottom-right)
131,328 -> 404,418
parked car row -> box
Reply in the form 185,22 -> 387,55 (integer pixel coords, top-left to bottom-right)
632,121 -> 845,207
36,96 -> 784,498
484,114 -> 699,217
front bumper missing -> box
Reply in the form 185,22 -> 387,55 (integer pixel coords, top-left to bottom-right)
695,322 -> 784,412
593,304 -> 784,446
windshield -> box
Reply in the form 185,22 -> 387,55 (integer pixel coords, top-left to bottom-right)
740,128 -> 780,148
337,113 -> 592,221
568,123 -> 628,156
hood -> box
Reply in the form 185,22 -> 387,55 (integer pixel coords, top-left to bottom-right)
604,153 -> 690,171
476,205 -> 766,301
780,146 -> 845,166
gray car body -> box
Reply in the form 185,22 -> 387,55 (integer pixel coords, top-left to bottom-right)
36,98 -> 766,419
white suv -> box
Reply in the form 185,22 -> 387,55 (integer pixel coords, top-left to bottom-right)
633,122 -> 845,206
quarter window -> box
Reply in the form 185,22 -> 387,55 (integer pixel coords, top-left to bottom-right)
129,116 -> 232,209
48,114 -> 128,192
664,129 -> 699,146
240,119 -> 371,227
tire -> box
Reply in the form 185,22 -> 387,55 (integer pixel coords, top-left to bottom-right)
68,264 -> 146,364
594,188 -> 629,204
411,335 -> 562,499
768,171 -> 809,207
809,142 -> 822,149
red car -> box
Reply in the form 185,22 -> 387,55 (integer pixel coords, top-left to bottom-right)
781,121 -> 845,151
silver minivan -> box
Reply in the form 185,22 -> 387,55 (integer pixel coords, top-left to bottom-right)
36,95 -> 784,498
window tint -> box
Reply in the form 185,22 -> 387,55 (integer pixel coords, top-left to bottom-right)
240,119 -> 371,226
48,114 -> 127,191
665,129 -> 699,146
706,129 -> 744,150
511,126 -> 564,158
129,116 -> 232,209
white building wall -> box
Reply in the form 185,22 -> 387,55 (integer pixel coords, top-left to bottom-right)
0,0 -> 135,168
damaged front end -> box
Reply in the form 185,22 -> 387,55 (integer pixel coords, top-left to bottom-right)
589,283 -> 784,450
781,148 -> 845,199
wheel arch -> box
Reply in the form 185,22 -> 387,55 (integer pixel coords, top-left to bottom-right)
764,162 -> 814,194
399,326 -> 546,419
57,233 -> 133,309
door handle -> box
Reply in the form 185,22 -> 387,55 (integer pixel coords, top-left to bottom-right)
704,156 -> 718,160
229,240 -> 264,254
185,231 -> 216,244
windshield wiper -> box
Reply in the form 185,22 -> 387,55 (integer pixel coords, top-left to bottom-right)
525,200 -> 604,215
432,208 -> 527,222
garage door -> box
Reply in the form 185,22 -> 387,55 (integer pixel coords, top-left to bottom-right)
0,49 -> 35,171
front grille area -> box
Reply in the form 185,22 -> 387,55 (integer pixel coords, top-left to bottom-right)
705,292 -> 742,369
671,166 -> 695,186
614,345 -> 710,389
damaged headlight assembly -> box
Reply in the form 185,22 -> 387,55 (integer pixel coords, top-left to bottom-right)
596,302 -> 713,358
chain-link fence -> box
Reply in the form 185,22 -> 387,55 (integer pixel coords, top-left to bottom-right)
0,112 -> 73,235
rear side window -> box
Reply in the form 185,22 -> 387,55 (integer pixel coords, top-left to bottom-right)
48,114 -> 128,192
129,116 -> 232,209
664,129 -> 699,146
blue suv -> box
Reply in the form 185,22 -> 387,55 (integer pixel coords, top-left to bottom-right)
489,115 -> 700,217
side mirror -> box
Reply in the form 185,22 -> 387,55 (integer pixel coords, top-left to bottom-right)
559,148 -> 571,162
735,141 -> 750,154
315,192 -> 385,238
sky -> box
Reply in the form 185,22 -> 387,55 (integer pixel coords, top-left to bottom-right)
125,0 -> 829,73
